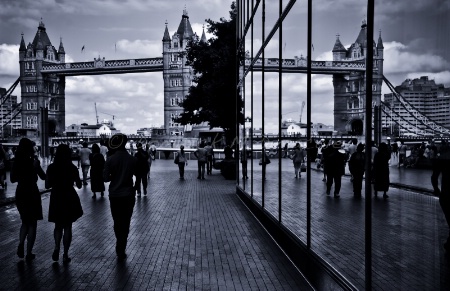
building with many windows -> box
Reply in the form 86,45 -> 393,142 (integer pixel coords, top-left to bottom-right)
383,76 -> 450,135
65,120 -> 119,137
19,20 -> 66,136
0,88 -> 22,137
162,9 -> 207,136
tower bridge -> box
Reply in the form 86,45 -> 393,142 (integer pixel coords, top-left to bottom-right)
2,10 -> 449,147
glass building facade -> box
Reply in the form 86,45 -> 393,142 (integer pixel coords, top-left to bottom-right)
235,1 -> 449,290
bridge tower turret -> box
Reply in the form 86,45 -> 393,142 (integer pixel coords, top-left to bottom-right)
162,8 -> 195,136
19,19 -> 66,138
331,19 -> 383,136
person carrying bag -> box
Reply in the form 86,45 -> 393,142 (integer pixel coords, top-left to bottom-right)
176,145 -> 187,180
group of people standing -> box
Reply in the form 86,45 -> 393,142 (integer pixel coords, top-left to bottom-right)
319,138 -> 391,199
12,134 -> 150,263
174,141 -> 214,180
75,140 -> 154,198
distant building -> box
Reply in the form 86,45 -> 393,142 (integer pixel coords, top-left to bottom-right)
282,119 -> 307,136
65,120 -> 119,137
312,123 -> 335,136
136,128 -> 152,137
383,76 -> 450,134
0,88 -> 22,136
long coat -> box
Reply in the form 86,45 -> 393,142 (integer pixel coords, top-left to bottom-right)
89,153 -> 105,192
46,162 -> 83,224
373,151 -> 390,192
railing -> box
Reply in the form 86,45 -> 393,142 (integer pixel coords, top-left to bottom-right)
41,58 -> 164,74
245,58 -> 367,71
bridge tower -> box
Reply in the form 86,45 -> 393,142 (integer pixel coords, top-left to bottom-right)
19,20 -> 66,137
332,20 -> 384,135
162,9 -> 203,136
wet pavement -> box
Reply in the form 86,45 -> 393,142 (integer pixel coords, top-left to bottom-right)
0,159 -> 312,290
0,157 -> 448,290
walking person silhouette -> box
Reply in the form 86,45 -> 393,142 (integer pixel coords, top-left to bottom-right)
175,145 -> 187,179
134,143 -> 149,196
103,134 -> 137,260
11,138 -> 46,261
46,144 -> 83,263
89,143 -> 105,199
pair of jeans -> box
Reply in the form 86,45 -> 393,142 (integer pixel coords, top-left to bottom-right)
206,156 -> 213,174
135,172 -> 148,194
326,173 -> 342,194
352,174 -> 364,195
109,195 -> 135,255
81,165 -> 90,184
178,163 -> 185,178
197,161 -> 206,178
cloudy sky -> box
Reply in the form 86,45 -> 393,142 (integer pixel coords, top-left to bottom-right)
0,0 -> 449,134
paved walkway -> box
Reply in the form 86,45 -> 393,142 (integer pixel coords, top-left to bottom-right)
0,158 -> 448,290
0,160 -> 312,290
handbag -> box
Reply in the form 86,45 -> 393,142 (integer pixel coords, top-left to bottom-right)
300,163 -> 306,172
70,191 -> 83,222
174,155 -> 179,164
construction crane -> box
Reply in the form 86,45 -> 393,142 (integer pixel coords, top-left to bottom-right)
299,101 -> 305,123
99,111 -> 116,121
95,103 -> 116,126
94,103 -> 99,124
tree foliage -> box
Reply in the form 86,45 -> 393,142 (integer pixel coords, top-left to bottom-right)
176,2 -> 244,143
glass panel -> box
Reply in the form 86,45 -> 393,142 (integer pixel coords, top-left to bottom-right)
371,1 -> 449,289
279,1 -> 308,243
251,71 -> 263,205
263,70 -> 280,218
307,1 -> 366,288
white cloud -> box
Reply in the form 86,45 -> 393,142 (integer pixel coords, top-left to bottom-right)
0,44 -> 19,76
384,41 -> 449,74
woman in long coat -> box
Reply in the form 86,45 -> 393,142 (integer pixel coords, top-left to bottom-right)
46,144 -> 83,263
11,138 -> 46,261
89,143 -> 105,199
373,142 -> 391,199
291,143 -> 306,178
134,143 -> 149,195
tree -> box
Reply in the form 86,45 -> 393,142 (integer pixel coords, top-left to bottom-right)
176,2 -> 244,144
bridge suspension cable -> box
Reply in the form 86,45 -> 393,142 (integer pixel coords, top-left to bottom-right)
0,77 -> 20,106
382,75 -> 450,136
380,101 -> 426,136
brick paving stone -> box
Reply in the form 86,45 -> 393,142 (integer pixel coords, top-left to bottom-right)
0,159 -> 312,290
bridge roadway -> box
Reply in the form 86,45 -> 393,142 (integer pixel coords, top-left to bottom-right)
39,57 -> 367,77
0,157 -> 448,290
